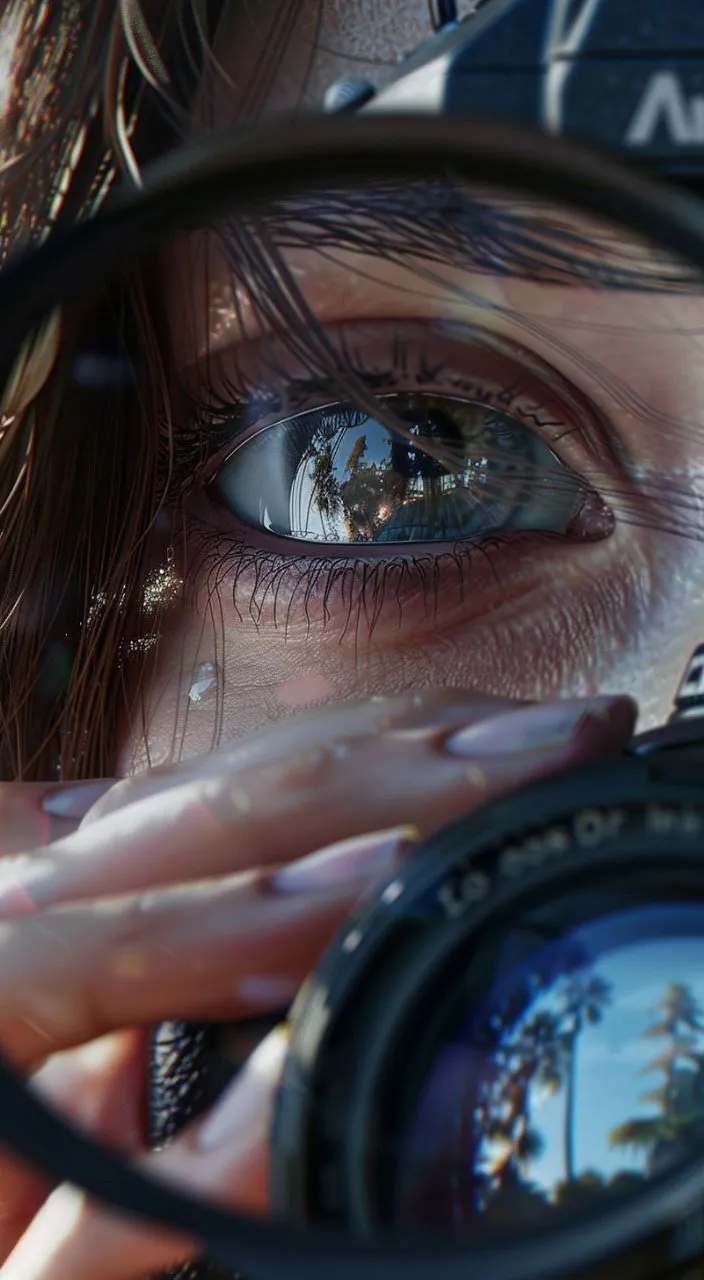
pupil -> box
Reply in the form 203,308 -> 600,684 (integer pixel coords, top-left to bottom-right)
389,400 -> 459,482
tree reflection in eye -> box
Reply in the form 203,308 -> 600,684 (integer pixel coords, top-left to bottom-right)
215,394 -> 590,546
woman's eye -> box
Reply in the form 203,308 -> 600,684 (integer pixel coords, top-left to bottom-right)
214,393 -> 588,547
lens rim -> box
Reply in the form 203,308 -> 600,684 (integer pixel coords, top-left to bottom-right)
2,112 -> 704,359
0,113 -> 704,1280
274,755 -> 704,1276
337,873 -> 704,1236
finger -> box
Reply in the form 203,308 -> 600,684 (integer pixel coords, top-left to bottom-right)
0,696 -> 636,1072
0,1183 -> 195,1280
0,828 -> 415,1072
3,696 -> 501,856
10,698 -> 528,857
0,1031 -> 146,1265
0,1028 -> 287,1280
0,783 -> 114,862
29,1030 -> 147,1149
70,688 -> 529,825
0,696 -> 635,915
0,1152 -> 50,1268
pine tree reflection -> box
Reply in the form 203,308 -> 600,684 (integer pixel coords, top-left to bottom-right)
610,982 -> 704,1176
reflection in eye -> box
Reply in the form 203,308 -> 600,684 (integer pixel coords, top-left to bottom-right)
215,395 -> 588,546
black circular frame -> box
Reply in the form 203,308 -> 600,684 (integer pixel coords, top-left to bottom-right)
1,114 -> 704,1280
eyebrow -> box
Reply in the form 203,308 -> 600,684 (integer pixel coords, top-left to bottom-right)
230,181 -> 700,295
168,181 -> 701,490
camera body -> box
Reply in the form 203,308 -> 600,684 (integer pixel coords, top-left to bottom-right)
356,0 -> 704,183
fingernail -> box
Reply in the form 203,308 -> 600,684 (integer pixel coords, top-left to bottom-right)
270,825 -> 419,894
197,1025 -> 289,1152
0,858 -> 52,917
42,780 -> 116,820
444,696 -> 636,758
0,877 -> 42,917
237,975 -> 301,1007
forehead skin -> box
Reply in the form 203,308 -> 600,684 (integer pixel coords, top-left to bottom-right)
203,0 -> 478,122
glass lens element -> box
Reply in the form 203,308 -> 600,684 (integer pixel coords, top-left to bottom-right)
398,904 -> 704,1236
164,178 -> 704,733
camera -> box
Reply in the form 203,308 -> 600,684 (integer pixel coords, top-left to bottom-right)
358,0 -> 704,182
271,646 -> 704,1277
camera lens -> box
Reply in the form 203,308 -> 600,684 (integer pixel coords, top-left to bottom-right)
271,755 -> 704,1255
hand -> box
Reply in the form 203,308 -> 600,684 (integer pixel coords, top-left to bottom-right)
0,690 -> 636,1279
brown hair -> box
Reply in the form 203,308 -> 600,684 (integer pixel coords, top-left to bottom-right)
0,0 -> 310,781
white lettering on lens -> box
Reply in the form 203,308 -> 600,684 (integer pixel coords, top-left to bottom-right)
646,806 -> 703,836
573,807 -> 627,848
435,802 -> 704,920
626,71 -> 704,146
437,870 -> 490,918
500,825 -> 572,878
499,809 -> 627,880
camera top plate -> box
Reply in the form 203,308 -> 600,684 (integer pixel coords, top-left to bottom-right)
365,0 -> 704,179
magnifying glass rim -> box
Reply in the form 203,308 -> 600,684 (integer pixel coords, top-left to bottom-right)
0,112 -> 703,1280
2,111 -> 704,332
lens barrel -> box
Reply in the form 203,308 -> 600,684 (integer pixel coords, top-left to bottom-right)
271,735 -> 704,1280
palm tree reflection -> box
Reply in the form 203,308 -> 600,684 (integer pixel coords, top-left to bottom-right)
473,970 -> 614,1222
474,976 -> 704,1226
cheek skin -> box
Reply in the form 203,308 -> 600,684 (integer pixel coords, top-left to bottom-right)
114,522 -> 700,776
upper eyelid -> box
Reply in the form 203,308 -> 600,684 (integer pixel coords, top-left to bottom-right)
168,198 -> 687,495
175,320 -> 626,486
175,194 -> 687,374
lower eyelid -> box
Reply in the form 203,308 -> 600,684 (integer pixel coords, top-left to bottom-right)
185,456 -> 620,651
183,518 -> 613,648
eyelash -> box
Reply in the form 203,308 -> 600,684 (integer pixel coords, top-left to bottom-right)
164,334 -> 614,642
186,518 -> 569,640
169,343 -> 595,498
